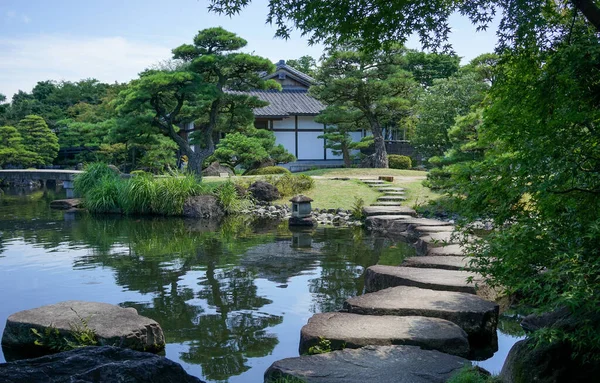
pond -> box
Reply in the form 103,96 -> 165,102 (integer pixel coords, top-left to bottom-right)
0,188 -> 523,382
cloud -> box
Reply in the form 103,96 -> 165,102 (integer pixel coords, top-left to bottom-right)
21,15 -> 30,24
0,34 -> 171,99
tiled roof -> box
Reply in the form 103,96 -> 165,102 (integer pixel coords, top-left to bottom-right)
229,89 -> 325,117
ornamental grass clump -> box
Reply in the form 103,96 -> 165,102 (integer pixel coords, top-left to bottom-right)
151,174 -> 205,216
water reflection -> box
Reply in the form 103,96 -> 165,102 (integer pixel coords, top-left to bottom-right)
0,192 -> 417,382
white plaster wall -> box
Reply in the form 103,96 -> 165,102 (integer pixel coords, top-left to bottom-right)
298,132 -> 325,159
273,118 -> 295,130
274,131 -> 296,156
298,115 -> 324,130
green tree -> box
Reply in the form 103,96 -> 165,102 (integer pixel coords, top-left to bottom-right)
286,55 -> 317,76
413,65 -> 491,159
211,126 -> 295,173
0,125 -> 41,167
311,46 -> 418,168
17,115 -> 59,166
315,106 -> 373,167
401,49 -> 460,87
116,27 -> 278,176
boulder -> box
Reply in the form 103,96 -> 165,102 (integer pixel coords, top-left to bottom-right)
182,195 -> 224,219
0,346 -> 204,383
299,312 -> 469,357
248,181 -> 280,202
49,199 -> 82,210
1,301 -> 165,361
202,161 -> 234,177
500,338 -> 599,383
265,345 -> 471,383
365,215 -> 451,235
365,265 -> 481,295
344,286 -> 499,346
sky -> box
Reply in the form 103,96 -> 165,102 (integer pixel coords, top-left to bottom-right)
0,0 -> 500,100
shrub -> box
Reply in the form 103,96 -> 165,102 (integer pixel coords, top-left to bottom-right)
266,173 -> 315,197
246,166 -> 291,175
74,162 -> 118,196
447,367 -> 501,383
388,154 -> 412,169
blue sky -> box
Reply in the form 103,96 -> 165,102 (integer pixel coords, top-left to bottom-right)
0,0 -> 499,99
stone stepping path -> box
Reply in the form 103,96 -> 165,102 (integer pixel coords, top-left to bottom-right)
365,265 -> 481,295
363,206 -> 416,217
414,225 -> 455,233
366,215 -> 451,233
361,180 -> 386,185
378,187 -> 405,192
344,286 -> 498,344
381,191 -> 406,196
264,345 -> 471,383
402,255 -> 471,271
299,312 -> 469,357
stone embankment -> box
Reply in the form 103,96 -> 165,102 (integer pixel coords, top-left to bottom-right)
263,177 -> 501,382
242,204 -> 362,227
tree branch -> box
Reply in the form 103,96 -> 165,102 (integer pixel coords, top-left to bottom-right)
572,0 -> 600,32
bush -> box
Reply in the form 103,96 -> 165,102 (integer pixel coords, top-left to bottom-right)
246,166 -> 291,175
266,174 -> 315,197
388,155 -> 412,169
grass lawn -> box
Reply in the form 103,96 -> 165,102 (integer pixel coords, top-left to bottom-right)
205,168 -> 441,211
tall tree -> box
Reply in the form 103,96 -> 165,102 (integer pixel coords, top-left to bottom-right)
286,55 -> 317,77
17,115 -> 59,166
0,125 -> 41,167
311,46 -> 417,168
116,28 -> 279,176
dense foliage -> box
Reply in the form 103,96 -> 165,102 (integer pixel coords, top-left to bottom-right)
387,155 -> 412,170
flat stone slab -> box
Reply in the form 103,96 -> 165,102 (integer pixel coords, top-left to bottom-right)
344,286 -> 498,343
1,301 -> 165,360
402,256 -> 471,270
427,244 -> 467,256
366,215 -> 451,233
365,265 -> 481,295
377,196 -> 407,201
299,312 -> 469,357
49,199 -> 82,209
264,345 -> 471,383
414,225 -> 455,233
378,187 -> 405,192
362,180 -> 386,184
0,346 -> 204,383
363,207 -> 416,217
382,191 -> 406,196
370,202 -> 403,206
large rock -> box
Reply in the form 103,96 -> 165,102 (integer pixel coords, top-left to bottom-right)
427,244 -> 467,256
183,195 -> 224,219
365,215 -> 451,235
202,161 -> 234,177
402,255 -> 472,270
344,286 -> 499,346
0,346 -> 204,383
365,265 -> 481,295
299,312 -> 469,357
500,338 -> 599,383
265,345 -> 471,383
1,301 -> 165,361
248,181 -> 280,202
49,199 -> 82,210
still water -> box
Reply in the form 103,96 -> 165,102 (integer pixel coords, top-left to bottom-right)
0,189 -> 523,382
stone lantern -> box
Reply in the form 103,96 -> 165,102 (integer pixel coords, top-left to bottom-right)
289,195 -> 316,227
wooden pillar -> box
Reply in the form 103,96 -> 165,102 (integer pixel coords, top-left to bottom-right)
323,124 -> 327,160
295,115 -> 299,158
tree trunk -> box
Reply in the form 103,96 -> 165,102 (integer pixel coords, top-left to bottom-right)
342,145 -> 352,168
368,118 -> 389,168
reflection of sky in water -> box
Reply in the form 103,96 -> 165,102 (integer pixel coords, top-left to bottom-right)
0,192 -> 521,382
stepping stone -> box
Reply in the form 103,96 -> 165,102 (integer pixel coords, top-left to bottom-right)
382,192 -> 406,196
344,286 -> 498,344
378,196 -> 407,201
299,312 -> 469,357
363,206 -> 416,217
427,244 -> 467,256
378,187 -> 405,192
362,180 -> 385,184
370,202 -> 403,206
402,256 -> 471,271
365,215 -> 450,233
414,225 -> 455,233
264,345 -> 471,383
365,265 -> 481,295
419,231 -> 478,245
